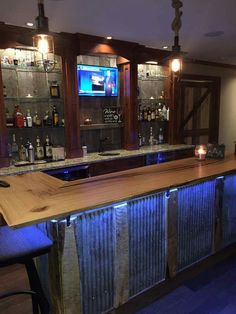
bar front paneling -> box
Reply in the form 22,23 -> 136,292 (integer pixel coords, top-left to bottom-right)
177,180 -> 216,271
222,174 -> 236,247
128,192 -> 166,297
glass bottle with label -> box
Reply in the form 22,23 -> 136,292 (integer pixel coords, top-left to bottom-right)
44,135 -> 52,160
43,110 -> 52,126
28,142 -> 35,163
158,128 -> 164,144
35,136 -> 44,160
33,111 -> 42,127
19,137 -> 27,161
149,127 -> 154,145
14,105 -> 24,128
52,105 -> 59,126
26,109 -> 33,128
11,133 -> 19,162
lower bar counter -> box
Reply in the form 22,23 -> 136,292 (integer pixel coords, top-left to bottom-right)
1,155 -> 236,313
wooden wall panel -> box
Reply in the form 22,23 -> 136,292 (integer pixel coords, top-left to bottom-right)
119,63 -> 139,150
62,53 -> 82,158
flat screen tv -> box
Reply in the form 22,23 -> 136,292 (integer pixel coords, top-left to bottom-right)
77,64 -> 118,96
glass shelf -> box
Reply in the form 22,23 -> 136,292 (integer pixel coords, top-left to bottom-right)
80,123 -> 123,130
139,120 -> 168,123
138,98 -> 167,102
4,97 -> 63,103
7,126 -> 65,130
1,64 -> 62,73
138,75 -> 168,81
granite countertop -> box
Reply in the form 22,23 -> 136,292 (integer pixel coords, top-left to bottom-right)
0,144 -> 194,176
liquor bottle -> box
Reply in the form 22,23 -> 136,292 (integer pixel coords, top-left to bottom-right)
14,105 -> 24,128
35,136 -> 44,160
138,133 -> 142,147
155,104 -> 160,120
166,107 -> 170,121
147,107 -> 152,122
149,127 -> 154,146
28,142 -> 35,163
143,106 -> 148,121
6,108 -> 14,127
151,107 -> 155,121
139,106 -> 143,121
159,90 -> 165,100
162,105 -> 167,120
158,128 -> 164,144
11,134 -> 19,162
25,138 -> 31,161
44,135 -> 52,159
3,85 -> 7,97
52,105 -> 59,126
33,111 -> 41,127
18,137 -> 27,161
43,110 -> 52,126
26,109 -> 33,127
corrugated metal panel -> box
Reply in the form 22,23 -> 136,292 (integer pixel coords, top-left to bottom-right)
128,192 -> 166,297
177,181 -> 215,271
222,175 -> 236,246
75,207 -> 114,314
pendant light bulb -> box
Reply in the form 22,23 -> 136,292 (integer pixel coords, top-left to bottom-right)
171,58 -> 181,73
33,0 -> 54,55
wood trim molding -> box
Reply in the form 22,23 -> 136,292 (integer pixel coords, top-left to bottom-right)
119,62 -> 139,150
186,58 -> 236,71
0,65 -> 9,167
61,52 -> 82,158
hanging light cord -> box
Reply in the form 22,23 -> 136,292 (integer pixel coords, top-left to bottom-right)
171,0 -> 183,51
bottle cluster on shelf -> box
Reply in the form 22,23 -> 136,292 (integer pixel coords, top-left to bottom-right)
6,104 -> 64,128
8,134 -> 54,164
138,100 -> 169,122
138,90 -> 169,122
0,48 -> 61,71
138,126 -> 165,147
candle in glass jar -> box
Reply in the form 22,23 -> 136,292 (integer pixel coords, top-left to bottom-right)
197,146 -> 207,160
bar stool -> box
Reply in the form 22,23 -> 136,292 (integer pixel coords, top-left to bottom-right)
0,225 -> 53,314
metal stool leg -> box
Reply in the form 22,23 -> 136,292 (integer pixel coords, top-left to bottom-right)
25,259 -> 50,314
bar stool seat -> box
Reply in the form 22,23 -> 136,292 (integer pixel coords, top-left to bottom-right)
0,225 -> 53,314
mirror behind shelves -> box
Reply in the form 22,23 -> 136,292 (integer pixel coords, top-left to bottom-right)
78,55 -> 122,153
138,63 -> 169,146
1,48 -> 65,162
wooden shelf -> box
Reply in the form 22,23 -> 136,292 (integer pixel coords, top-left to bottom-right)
80,123 -> 123,130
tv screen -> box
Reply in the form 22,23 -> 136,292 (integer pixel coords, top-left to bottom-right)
77,64 -> 118,96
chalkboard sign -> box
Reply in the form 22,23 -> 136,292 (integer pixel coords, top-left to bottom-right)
206,143 -> 225,159
103,108 -> 120,124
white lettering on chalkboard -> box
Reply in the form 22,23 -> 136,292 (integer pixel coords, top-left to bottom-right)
103,108 -> 119,123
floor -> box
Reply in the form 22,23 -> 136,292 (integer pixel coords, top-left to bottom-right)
0,264 -> 32,314
136,254 -> 236,314
1,255 -> 236,314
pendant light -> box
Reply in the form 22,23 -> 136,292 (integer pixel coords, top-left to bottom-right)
170,0 -> 183,73
33,0 -> 55,72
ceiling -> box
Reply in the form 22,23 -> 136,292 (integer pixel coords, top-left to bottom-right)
1,0 -> 236,64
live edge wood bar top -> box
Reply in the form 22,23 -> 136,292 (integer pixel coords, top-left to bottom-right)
1,154 -> 236,227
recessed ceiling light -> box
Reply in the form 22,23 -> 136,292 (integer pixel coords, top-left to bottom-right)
26,22 -> 34,27
146,61 -> 158,65
106,36 -> 112,40
204,31 -> 224,37
162,45 -> 169,49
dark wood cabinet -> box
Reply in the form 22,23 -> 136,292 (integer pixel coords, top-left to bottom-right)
89,155 -> 145,176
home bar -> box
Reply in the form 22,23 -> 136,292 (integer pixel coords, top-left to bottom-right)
1,1 -> 236,314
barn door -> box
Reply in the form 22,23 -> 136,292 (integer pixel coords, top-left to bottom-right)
179,75 -> 220,145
